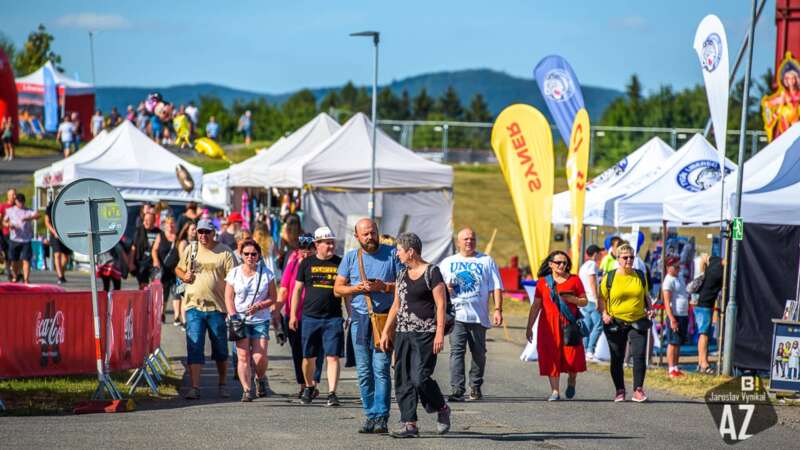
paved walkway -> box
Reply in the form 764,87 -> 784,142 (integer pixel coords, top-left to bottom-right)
1,272 -> 797,449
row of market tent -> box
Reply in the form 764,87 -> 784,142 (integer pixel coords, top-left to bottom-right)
552,122 -> 800,228
34,112 -> 455,262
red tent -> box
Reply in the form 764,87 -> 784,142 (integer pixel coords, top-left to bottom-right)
0,48 -> 17,143
15,61 -> 94,141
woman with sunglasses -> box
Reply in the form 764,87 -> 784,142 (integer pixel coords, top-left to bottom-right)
525,250 -> 587,401
598,243 -> 652,403
277,233 -> 324,398
224,239 -> 277,402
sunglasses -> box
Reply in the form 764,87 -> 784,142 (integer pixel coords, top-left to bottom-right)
619,256 -> 634,261
550,260 -> 568,266
242,252 -> 259,257
298,235 -> 315,249
197,229 -> 213,235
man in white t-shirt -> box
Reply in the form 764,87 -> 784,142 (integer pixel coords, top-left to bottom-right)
439,227 -> 503,402
662,257 -> 690,378
578,245 -> 603,360
56,118 -> 76,158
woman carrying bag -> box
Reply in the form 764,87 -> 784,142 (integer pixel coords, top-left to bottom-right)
379,233 -> 451,438
224,239 -> 277,402
598,243 -> 652,403
525,250 -> 588,402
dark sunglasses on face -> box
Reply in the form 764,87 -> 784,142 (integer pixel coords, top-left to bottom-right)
242,252 -> 259,257
197,229 -> 213,235
298,235 -> 315,249
550,260 -> 568,266
619,256 -> 634,261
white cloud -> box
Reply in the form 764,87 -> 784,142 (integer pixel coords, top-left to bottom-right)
55,13 -> 131,31
614,15 -> 647,30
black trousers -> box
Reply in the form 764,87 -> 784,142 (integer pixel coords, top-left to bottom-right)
284,315 -> 322,385
394,331 -> 446,422
604,322 -> 647,391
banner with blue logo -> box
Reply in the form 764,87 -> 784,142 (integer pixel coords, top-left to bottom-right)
533,55 -> 585,144
43,64 -> 58,133
693,15 -> 729,215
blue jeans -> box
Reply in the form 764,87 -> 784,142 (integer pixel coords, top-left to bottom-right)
184,308 -> 228,365
581,302 -> 603,354
351,318 -> 391,420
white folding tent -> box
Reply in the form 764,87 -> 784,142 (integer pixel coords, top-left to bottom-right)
200,113 -> 341,208
267,113 -> 454,262
612,134 -> 736,226
552,137 -> 674,225
33,121 -> 203,202
663,123 -> 800,225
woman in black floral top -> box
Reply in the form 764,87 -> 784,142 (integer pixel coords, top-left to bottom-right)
380,232 -> 451,438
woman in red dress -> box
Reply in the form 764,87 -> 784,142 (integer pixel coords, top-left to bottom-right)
525,250 -> 588,401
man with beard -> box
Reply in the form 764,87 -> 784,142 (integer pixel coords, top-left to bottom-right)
335,218 -> 401,434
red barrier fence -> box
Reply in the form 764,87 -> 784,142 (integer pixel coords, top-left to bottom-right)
0,282 -> 163,378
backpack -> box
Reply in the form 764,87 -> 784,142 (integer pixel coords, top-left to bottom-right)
605,268 -> 647,294
399,264 -> 455,335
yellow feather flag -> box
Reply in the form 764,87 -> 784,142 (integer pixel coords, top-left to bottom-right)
491,104 -> 554,275
566,108 -> 590,273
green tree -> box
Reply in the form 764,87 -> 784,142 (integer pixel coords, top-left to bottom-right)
282,89 -> 318,131
465,93 -> 492,122
412,88 -> 433,119
398,89 -> 411,120
14,24 -> 62,75
320,90 -> 340,114
198,95 -> 235,141
0,32 -> 15,72
436,86 -> 464,119
377,88 -> 401,119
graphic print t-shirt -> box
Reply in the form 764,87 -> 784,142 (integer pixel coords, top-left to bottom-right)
297,254 -> 343,319
438,252 -> 503,328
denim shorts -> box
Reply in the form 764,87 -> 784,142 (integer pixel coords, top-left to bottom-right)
184,308 -> 229,364
665,315 -> 689,346
694,306 -> 713,336
245,321 -> 270,339
301,316 -> 344,358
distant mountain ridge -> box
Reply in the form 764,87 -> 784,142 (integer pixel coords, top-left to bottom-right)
95,68 -> 622,122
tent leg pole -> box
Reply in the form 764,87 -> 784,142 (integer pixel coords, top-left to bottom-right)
657,220 -> 667,368
716,221 -> 732,375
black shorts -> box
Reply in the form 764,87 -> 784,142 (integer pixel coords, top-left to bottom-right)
50,236 -> 72,254
8,241 -> 32,262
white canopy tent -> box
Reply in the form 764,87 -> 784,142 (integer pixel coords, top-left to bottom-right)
552,137 -> 674,225
611,134 -> 736,226
34,121 -> 203,202
268,113 -> 454,262
15,61 -> 95,95
200,113 -> 341,208
663,123 -> 800,225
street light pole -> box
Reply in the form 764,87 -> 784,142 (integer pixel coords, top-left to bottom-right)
350,31 -> 380,221
722,0 -> 757,376
88,31 -> 97,85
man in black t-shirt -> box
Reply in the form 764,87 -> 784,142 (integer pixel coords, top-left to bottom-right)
290,226 -> 343,406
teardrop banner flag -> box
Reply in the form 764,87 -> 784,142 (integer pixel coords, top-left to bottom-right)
693,15 -> 729,213
567,108 -> 590,273
491,104 -> 554,274
534,55 -> 586,145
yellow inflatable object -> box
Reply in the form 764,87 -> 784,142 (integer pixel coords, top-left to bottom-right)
194,137 -> 231,162
173,114 -> 191,149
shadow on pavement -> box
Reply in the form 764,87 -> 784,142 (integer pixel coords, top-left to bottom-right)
419,431 -> 635,442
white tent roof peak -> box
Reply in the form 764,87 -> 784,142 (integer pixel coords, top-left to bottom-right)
226,112 -> 340,188
35,121 -> 203,202
269,112 -> 453,189
16,61 -> 94,93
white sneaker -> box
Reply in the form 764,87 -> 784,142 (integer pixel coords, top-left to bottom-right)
585,352 -> 594,361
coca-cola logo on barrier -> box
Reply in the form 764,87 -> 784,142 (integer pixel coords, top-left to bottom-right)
35,300 -> 64,367
124,299 -> 134,361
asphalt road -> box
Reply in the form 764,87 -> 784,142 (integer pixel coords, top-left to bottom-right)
1,270 -> 798,449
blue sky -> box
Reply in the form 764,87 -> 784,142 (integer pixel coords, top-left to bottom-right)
2,1 -> 777,94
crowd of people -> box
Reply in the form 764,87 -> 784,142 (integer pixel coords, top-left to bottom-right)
0,187 -> 727,437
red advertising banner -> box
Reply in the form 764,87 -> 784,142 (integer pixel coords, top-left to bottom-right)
0,286 -> 162,379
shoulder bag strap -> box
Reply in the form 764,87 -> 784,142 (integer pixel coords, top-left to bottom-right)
545,275 -> 578,324
357,249 -> 374,315
250,261 -> 263,306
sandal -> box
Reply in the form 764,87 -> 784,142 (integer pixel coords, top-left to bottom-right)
698,365 -> 714,375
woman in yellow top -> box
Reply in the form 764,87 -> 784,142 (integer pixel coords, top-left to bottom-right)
598,243 -> 652,403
